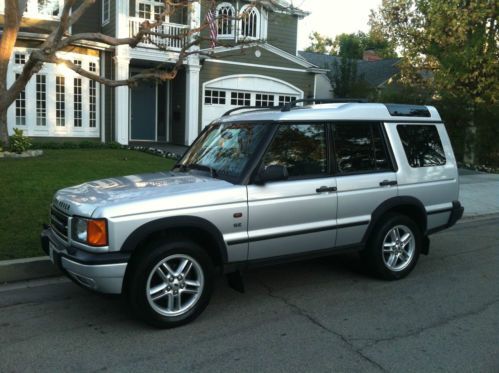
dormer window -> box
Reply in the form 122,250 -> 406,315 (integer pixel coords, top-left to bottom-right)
216,2 -> 235,39
239,5 -> 260,39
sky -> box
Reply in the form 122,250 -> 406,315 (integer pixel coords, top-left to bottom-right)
294,0 -> 383,50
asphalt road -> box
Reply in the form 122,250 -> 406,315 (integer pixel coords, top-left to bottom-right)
1,215 -> 498,373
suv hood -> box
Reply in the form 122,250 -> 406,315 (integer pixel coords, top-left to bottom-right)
53,172 -> 236,217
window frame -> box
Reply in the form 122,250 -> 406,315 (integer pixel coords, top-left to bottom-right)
330,121 -> 396,177
102,0 -> 110,26
239,4 -> 260,39
216,2 -> 236,39
396,123 -> 447,168
258,122 -> 331,182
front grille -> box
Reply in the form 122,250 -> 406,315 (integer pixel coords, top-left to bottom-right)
51,206 -> 69,240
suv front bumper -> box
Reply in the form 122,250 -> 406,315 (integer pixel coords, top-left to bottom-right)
41,228 -> 130,294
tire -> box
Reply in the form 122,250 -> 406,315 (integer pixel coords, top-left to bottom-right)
126,238 -> 214,328
362,214 -> 421,280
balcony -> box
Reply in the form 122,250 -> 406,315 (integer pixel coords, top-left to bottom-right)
129,17 -> 189,51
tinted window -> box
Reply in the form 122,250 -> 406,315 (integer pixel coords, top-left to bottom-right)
333,122 -> 391,174
263,124 -> 327,178
180,122 -> 270,180
397,125 -> 446,167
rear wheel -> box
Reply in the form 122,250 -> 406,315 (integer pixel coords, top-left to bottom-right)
127,239 -> 214,328
362,214 -> 421,280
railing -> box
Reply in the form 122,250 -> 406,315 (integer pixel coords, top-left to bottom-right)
129,17 -> 189,51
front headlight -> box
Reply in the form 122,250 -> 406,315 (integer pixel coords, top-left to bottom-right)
71,217 -> 108,247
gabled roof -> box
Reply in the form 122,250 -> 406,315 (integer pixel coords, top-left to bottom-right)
243,0 -> 310,18
298,51 -> 400,87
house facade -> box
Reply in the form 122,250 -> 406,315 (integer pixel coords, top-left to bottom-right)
1,0 -> 326,146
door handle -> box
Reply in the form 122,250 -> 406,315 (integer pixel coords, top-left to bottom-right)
379,180 -> 398,187
316,186 -> 337,193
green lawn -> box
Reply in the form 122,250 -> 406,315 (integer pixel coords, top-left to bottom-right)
0,149 -> 175,260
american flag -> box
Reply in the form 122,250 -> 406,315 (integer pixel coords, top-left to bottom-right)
205,1 -> 218,48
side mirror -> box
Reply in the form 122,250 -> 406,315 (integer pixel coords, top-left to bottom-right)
256,164 -> 289,184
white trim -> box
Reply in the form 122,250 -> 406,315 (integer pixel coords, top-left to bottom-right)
216,2 -> 236,39
204,59 -> 309,73
239,4 -> 261,40
7,47 -> 100,138
102,0 -> 110,26
185,65 -> 201,145
100,53 -> 106,143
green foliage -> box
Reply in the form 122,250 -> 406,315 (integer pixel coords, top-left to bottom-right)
305,32 -> 334,54
330,58 -> 373,98
0,149 -> 175,260
306,31 -> 397,59
9,128 -> 32,153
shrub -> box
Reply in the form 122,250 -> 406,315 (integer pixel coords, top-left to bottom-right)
9,128 -> 32,154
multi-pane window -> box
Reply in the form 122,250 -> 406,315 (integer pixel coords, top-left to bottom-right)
231,92 -> 251,106
73,60 -> 82,67
15,74 -> 26,126
56,76 -> 65,127
333,122 -> 390,174
217,3 -> 235,37
138,3 -> 151,19
36,75 -> 47,126
102,0 -> 110,24
279,95 -> 294,106
240,6 -> 259,38
264,124 -> 328,178
255,94 -> 274,107
74,78 -> 82,127
204,90 -> 226,105
89,80 -> 97,128
89,61 -> 97,73
397,125 -> 446,167
14,53 -> 26,65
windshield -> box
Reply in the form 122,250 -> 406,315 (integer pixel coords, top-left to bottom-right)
177,122 -> 271,182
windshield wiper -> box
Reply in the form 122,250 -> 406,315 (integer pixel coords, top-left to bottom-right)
175,163 -> 218,178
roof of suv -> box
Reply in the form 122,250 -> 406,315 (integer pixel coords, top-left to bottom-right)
217,103 -> 442,124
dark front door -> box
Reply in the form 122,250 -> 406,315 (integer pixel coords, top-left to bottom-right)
131,81 -> 156,141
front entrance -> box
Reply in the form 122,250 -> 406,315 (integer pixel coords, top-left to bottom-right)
130,80 -> 171,142
131,81 -> 156,141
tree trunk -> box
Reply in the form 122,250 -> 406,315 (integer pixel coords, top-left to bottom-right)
0,109 -> 8,150
463,105 -> 477,165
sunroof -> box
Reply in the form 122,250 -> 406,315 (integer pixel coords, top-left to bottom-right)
385,104 -> 431,118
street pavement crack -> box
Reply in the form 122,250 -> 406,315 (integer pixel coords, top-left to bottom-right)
356,298 -> 499,349
258,280 -> 387,372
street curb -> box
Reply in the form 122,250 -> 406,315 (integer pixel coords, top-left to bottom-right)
0,256 -> 61,284
1,213 -> 498,286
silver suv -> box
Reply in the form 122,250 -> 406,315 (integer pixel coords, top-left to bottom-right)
42,101 -> 464,328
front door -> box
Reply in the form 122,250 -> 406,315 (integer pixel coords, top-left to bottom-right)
247,123 -> 338,260
131,81 -> 156,141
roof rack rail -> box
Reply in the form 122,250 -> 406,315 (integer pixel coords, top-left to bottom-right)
281,98 -> 368,112
222,105 -> 281,117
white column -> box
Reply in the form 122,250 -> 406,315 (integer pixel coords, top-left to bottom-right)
115,0 -> 130,38
183,1 -> 201,145
114,47 -> 130,145
185,65 -> 201,145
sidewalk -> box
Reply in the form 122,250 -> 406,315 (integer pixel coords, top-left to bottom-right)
459,169 -> 499,217
1,169 -> 498,284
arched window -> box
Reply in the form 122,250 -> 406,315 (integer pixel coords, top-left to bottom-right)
239,5 -> 260,39
216,2 -> 235,38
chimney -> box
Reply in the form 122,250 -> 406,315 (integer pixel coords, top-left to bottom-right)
363,50 -> 382,61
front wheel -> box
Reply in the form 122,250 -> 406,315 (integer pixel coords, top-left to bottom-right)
127,239 -> 214,328
362,214 -> 422,280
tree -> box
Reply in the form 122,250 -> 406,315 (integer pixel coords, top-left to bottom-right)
0,0 -> 267,149
370,0 -> 498,163
305,31 -> 334,54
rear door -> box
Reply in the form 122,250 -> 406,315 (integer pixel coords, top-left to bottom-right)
247,123 -> 338,260
332,121 -> 398,247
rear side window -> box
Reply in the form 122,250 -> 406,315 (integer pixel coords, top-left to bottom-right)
333,122 -> 391,174
397,125 -> 446,167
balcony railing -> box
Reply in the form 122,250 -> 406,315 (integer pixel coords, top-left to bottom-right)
129,17 -> 189,51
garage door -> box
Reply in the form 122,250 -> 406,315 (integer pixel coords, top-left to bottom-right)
202,75 -> 303,128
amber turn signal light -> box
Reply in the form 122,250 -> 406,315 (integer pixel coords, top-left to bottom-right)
87,219 -> 108,246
